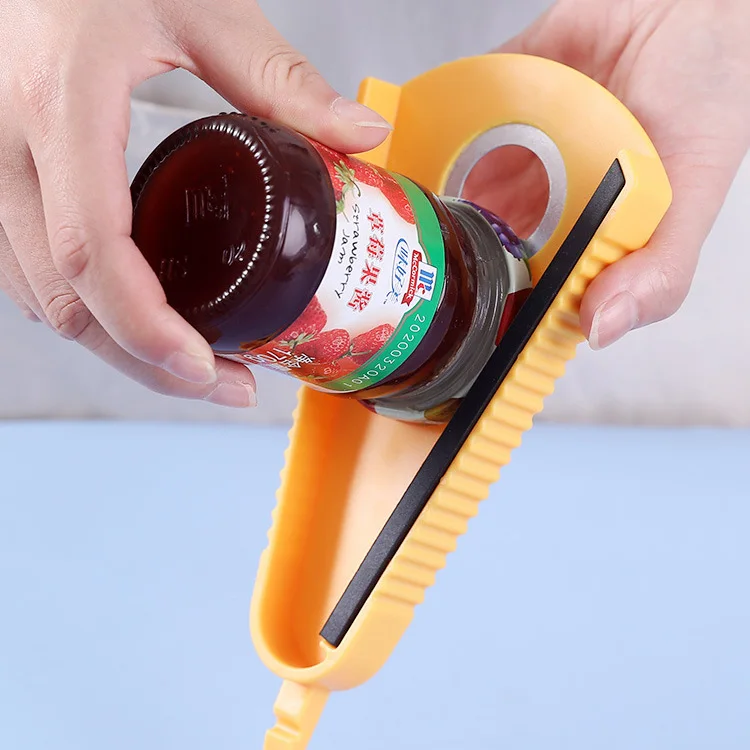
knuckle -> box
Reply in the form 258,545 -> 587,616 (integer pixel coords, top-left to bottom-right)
50,223 -> 94,282
43,290 -> 94,342
258,46 -> 316,95
13,57 -> 63,125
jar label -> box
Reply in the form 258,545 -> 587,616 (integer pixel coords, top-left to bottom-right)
234,144 -> 447,393
363,199 -> 534,424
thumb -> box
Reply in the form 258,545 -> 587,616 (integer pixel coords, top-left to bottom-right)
168,1 -> 391,153
581,146 -> 742,349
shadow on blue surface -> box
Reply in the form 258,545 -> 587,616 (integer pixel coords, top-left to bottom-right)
1,422 -> 749,749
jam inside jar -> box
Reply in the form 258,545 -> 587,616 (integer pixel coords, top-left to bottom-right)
130,113 -> 532,423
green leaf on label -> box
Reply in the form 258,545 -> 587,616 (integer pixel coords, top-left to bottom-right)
280,331 -> 316,350
334,161 -> 357,187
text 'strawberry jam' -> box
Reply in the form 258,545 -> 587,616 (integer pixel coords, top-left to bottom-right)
130,113 -> 532,423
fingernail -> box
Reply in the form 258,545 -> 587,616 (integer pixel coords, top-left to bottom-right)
164,350 -> 217,384
23,309 -> 40,323
589,291 -> 639,350
205,381 -> 257,408
330,96 -> 393,130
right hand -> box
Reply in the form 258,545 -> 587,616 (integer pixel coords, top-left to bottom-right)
468,0 -> 749,351
0,0 -> 390,407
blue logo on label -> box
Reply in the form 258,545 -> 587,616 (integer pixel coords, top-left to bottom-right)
386,238 -> 410,304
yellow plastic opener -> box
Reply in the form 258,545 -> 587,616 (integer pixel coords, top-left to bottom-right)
250,53 -> 672,749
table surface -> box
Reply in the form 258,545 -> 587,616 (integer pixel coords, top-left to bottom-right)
1,421 -> 749,750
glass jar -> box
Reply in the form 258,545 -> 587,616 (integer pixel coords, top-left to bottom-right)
130,113 -> 532,423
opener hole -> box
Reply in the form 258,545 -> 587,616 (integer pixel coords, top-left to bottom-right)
462,145 -> 550,240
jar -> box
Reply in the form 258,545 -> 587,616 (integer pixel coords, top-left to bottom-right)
130,113 -> 532,423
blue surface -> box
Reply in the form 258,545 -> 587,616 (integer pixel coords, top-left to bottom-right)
1,421 -> 749,750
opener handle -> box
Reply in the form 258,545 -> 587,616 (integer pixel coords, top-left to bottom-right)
264,682 -> 329,750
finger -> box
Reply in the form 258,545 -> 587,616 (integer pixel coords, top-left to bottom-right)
163,1 -> 391,153
2,168 -> 255,404
0,270 -> 40,321
21,60 -> 227,386
0,224 -> 40,321
0,267 -> 39,321
0,140 -> 45,319
581,150 -> 740,349
2,136 -> 259,407
493,1 -> 604,73
0,141 -> 112,342
84,329 -> 258,407
2,138 -> 257,405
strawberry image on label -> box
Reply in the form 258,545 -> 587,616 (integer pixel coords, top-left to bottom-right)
350,324 -> 395,365
296,329 -> 351,363
277,296 -> 327,348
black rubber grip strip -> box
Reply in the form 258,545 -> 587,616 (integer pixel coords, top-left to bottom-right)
320,159 -> 626,647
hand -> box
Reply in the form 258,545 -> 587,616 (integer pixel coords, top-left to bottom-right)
0,0 -> 390,407
467,0 -> 750,348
